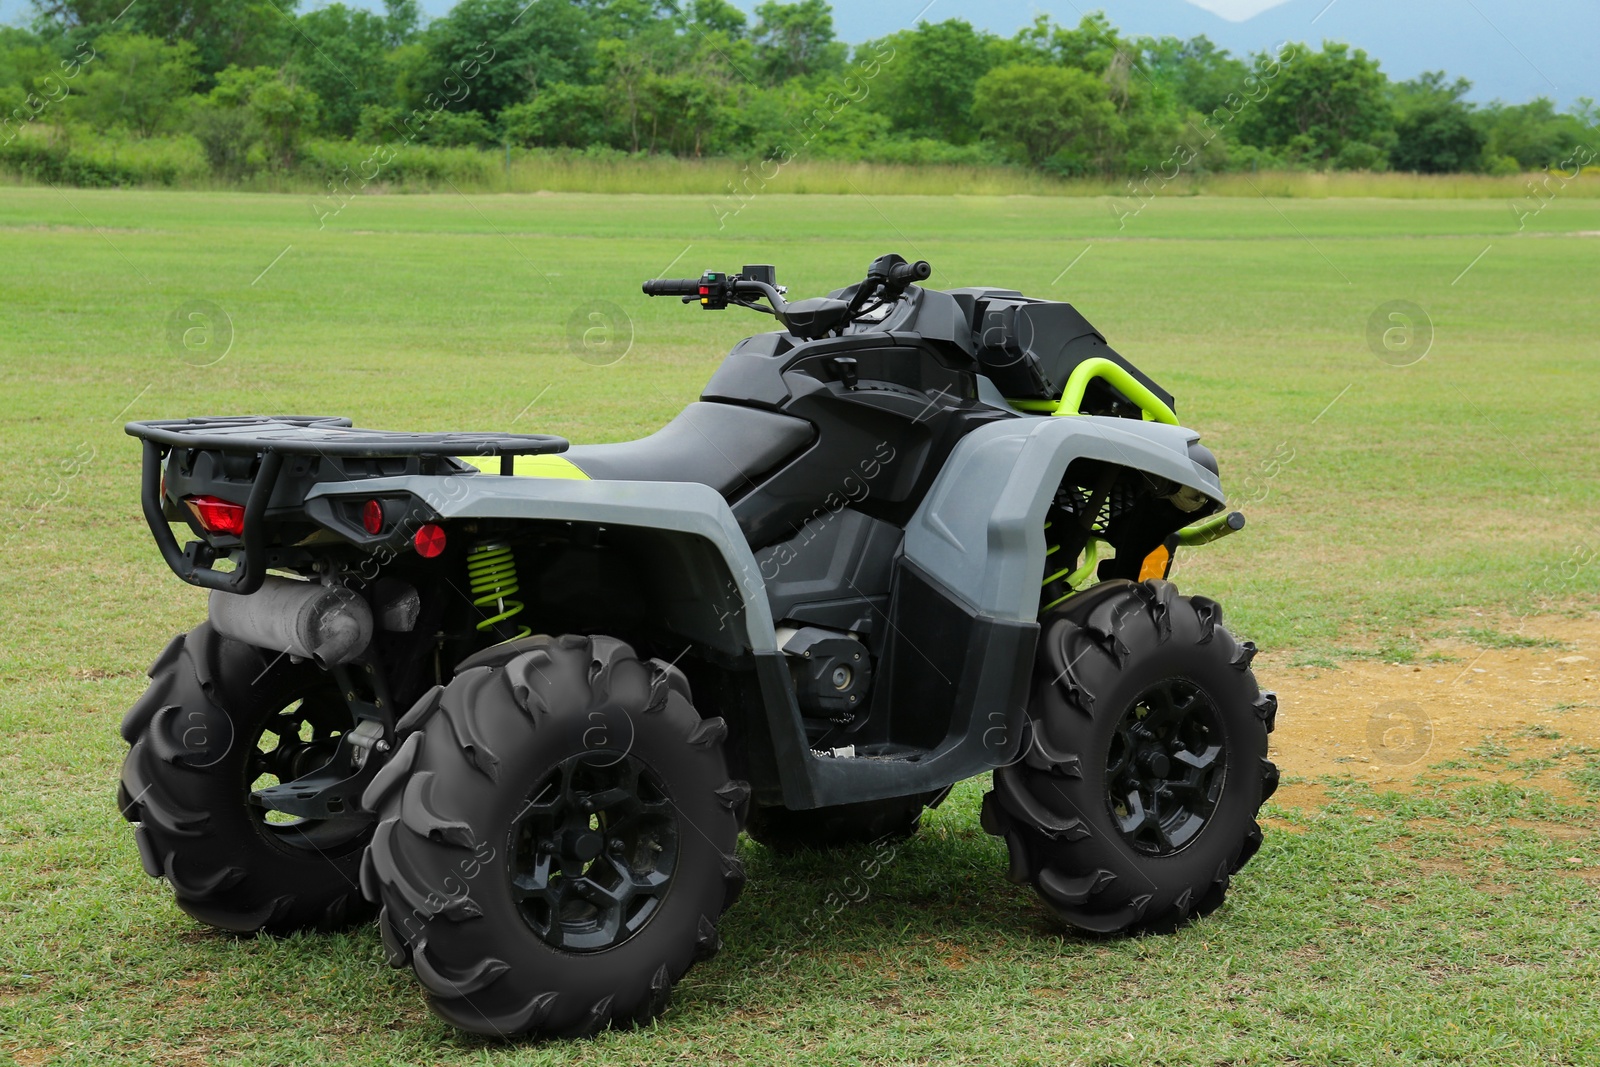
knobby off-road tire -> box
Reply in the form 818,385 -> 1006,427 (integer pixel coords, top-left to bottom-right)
362,635 -> 747,1039
117,623 -> 374,934
745,788 -> 949,853
984,580 -> 1279,935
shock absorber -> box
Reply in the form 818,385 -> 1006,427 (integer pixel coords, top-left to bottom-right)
466,539 -> 530,640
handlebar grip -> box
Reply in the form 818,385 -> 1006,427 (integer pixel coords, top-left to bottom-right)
643,278 -> 701,297
889,260 -> 932,285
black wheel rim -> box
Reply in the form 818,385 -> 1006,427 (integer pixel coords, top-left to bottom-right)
510,752 -> 680,953
1104,678 -> 1227,856
246,687 -> 366,848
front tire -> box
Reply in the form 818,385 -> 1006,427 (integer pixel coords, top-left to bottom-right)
117,623 -> 373,934
363,635 -> 747,1039
984,580 -> 1278,935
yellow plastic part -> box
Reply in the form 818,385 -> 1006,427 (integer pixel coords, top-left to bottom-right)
1138,544 -> 1172,581
457,455 -> 591,479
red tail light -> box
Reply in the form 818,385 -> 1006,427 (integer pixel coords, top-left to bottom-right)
414,524 -> 447,558
185,495 -> 246,536
362,499 -> 385,535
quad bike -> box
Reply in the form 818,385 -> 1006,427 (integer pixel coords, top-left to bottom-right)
118,254 -> 1277,1039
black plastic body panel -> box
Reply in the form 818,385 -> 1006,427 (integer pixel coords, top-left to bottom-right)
756,507 -> 901,625
752,558 -> 1038,809
707,332 -> 1014,548
944,287 -> 1176,412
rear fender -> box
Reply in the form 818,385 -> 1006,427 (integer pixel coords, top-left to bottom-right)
307,474 -> 838,804
305,474 -> 779,655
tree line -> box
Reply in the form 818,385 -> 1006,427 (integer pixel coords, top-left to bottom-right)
2,0 -> 1595,181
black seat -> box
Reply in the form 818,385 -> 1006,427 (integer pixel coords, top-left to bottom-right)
564,402 -> 813,498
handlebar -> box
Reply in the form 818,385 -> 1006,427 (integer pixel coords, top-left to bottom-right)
642,255 -> 931,338
885,259 -> 932,287
846,254 -> 930,316
643,271 -> 785,311
642,278 -> 701,297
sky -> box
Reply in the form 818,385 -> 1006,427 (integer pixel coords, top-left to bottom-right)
1183,0 -> 1295,20
2,0 -> 1592,109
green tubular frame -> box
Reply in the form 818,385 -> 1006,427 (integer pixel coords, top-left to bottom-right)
1176,510 -> 1246,546
1041,538 -> 1106,613
1010,357 -> 1180,425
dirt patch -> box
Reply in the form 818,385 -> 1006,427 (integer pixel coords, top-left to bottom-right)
1257,613 -> 1600,806
9,1048 -> 60,1067
938,943 -> 972,970
70,667 -> 142,681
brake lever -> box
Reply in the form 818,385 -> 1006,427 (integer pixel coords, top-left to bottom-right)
846,278 -> 886,316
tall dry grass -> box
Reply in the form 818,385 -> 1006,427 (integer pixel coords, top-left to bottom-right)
5,129 -> 1598,198
378,155 -> 1600,199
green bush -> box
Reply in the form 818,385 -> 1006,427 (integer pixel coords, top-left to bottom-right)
1222,143 -> 1299,172
499,87 -> 620,149
1333,141 -> 1392,172
300,137 -> 502,189
0,126 -> 207,186
67,34 -> 199,138
190,104 -> 258,179
857,137 -> 1003,166
1234,42 -> 1395,169
974,63 -> 1119,171
1483,154 -> 1523,177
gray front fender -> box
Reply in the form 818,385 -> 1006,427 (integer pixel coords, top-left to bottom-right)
904,416 -> 1223,623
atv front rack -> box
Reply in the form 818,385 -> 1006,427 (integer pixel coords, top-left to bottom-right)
127,416 -> 569,595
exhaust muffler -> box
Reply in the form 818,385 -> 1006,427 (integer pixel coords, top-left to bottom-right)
209,575 -> 373,668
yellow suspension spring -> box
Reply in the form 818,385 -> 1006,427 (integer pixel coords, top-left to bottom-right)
467,540 -> 531,639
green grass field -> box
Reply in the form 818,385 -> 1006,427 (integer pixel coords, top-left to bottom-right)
3,186 -> 1599,1065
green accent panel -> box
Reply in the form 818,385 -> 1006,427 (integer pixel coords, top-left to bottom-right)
457,454 -> 591,479
519,455 -> 590,479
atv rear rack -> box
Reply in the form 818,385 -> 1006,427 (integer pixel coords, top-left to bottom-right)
127,416 -> 569,595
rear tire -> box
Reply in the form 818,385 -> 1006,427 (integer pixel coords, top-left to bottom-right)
363,634 -> 746,1039
117,623 -> 374,934
985,580 -> 1278,935
744,789 -> 948,853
